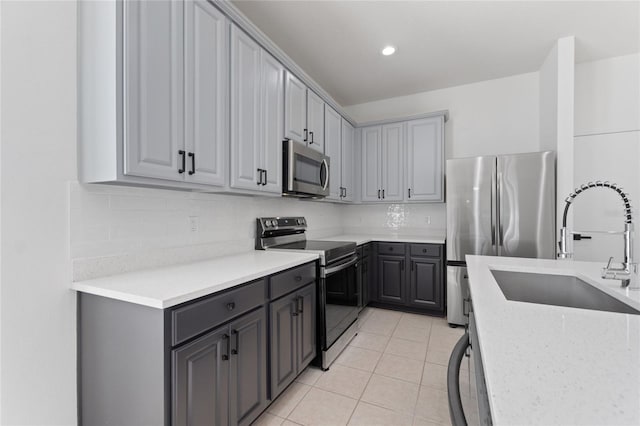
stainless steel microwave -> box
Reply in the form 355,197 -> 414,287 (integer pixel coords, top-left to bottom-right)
283,139 -> 330,198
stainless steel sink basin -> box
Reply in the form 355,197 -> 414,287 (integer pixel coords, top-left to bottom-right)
491,270 -> 640,315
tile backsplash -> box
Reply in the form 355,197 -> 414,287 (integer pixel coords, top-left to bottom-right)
342,203 -> 446,237
70,183 -> 344,280
70,183 -> 447,281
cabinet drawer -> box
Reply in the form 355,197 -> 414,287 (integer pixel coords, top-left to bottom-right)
410,244 -> 442,258
172,279 -> 266,346
377,242 -> 405,255
270,262 -> 316,300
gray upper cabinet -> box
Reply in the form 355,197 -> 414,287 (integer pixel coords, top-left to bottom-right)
360,124 -> 403,202
306,90 -> 325,153
325,107 -> 355,202
230,25 -> 284,195
230,25 -> 262,191
324,105 -> 342,201
260,52 -> 285,194
341,119 -> 355,202
406,116 -> 444,202
79,0 -> 228,190
284,71 -> 307,142
124,0 -> 184,182
359,114 -> 445,203
184,0 -> 228,186
381,123 -> 404,202
361,126 -> 382,202
284,71 -> 325,153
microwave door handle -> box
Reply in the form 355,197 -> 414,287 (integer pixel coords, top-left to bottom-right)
320,159 -> 329,190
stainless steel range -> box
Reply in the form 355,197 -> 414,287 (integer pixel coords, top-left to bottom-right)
256,217 -> 360,370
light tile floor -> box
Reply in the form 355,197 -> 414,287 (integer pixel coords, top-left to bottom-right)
252,307 -> 465,426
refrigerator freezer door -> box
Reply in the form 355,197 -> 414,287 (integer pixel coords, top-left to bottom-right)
497,151 -> 556,259
446,156 -> 498,262
447,265 -> 470,326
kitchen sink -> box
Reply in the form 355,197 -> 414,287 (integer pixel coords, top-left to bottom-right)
491,270 -> 640,315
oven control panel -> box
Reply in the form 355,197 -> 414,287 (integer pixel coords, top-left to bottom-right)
257,217 -> 306,232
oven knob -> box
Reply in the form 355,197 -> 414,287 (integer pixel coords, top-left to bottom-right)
297,219 -> 302,225
269,220 -> 276,227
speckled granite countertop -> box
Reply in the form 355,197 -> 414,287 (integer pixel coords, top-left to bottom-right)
467,255 -> 640,425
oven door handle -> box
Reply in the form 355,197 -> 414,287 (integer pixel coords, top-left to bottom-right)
322,255 -> 358,277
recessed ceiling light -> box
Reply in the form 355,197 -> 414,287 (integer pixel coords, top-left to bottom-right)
381,46 -> 396,56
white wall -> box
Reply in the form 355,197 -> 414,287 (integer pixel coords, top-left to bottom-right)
71,184 -> 344,280
344,71 -> 541,160
539,36 -> 575,249
1,1 -> 77,424
573,53 -> 640,263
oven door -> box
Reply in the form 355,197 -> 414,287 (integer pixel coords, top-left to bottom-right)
283,139 -> 330,198
320,254 -> 359,350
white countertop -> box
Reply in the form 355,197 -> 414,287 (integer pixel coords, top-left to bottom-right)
466,255 -> 640,426
71,251 -> 319,309
319,234 -> 445,246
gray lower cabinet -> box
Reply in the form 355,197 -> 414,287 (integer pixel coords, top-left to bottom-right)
270,282 -> 316,399
372,243 -> 444,314
173,326 -> 230,426
229,308 -> 268,426
168,306 -> 269,426
408,257 -> 442,310
79,261 -> 317,426
377,254 -> 406,304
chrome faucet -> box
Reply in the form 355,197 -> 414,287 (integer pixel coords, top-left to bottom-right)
557,181 -> 637,288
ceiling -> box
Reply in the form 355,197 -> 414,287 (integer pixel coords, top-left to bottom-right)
231,1 -> 640,106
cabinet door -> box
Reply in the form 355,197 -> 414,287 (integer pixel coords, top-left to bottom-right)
284,71 -> 307,142
360,256 -> 369,306
361,126 -> 382,202
260,51 -> 285,194
229,308 -> 268,426
409,258 -> 443,310
341,119 -> 355,202
124,0 -> 184,181
306,91 -> 325,153
270,295 -> 298,398
184,0 -> 227,186
377,254 -> 405,304
172,326 -> 229,426
406,117 -> 444,201
381,123 -> 405,202
324,106 -> 342,200
230,25 -> 262,190
297,283 -> 317,370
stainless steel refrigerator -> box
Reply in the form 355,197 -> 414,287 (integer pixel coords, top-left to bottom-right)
446,151 -> 556,325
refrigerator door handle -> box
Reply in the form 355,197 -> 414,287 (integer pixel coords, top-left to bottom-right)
497,171 -> 504,250
491,166 -> 498,252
